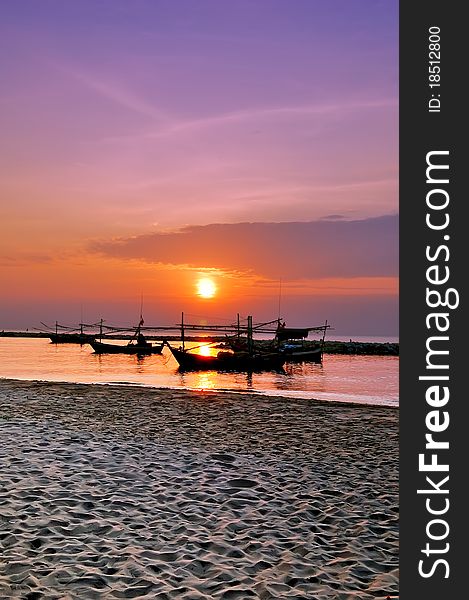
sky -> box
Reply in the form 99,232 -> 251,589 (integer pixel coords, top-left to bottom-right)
0,0 -> 398,336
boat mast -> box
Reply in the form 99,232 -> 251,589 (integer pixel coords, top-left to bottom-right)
99,318 -> 103,342
277,278 -> 283,348
135,294 -> 144,340
247,315 -> 253,355
237,313 -> 240,339
181,312 -> 185,351
320,319 -> 328,357
277,277 -> 282,320
139,294 -> 144,331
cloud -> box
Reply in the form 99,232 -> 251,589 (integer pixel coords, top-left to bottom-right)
99,98 -> 397,144
90,215 -> 398,280
51,62 -> 170,123
150,99 -> 397,138
0,253 -> 54,267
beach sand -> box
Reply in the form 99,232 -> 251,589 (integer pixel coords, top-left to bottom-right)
0,379 -> 398,599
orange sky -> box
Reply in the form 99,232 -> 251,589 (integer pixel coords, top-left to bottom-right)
0,1 -> 398,336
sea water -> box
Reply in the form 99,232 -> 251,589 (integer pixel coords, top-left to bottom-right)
0,337 -> 398,407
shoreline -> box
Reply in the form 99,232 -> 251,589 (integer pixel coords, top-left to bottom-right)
0,376 -> 399,410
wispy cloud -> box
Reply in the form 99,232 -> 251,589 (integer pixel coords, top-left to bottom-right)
0,253 -> 54,267
51,62 -> 171,123
159,99 -> 397,137
90,215 -> 399,280
98,97 -> 398,143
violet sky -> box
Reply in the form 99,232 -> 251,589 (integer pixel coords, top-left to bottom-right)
0,0 -> 398,335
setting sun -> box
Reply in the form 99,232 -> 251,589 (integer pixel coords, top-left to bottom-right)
196,278 -> 217,299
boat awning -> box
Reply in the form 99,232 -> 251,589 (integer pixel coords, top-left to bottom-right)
276,327 -> 311,341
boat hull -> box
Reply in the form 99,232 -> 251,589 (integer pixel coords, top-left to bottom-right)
226,339 -> 323,363
168,345 -> 285,371
50,333 -> 96,344
282,348 -> 323,363
90,341 -> 163,355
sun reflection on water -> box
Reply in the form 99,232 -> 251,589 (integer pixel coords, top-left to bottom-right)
193,371 -> 217,390
198,344 -> 212,356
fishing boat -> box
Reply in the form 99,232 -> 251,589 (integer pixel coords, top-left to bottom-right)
50,332 -> 96,344
166,314 -> 285,371
90,317 -> 163,355
90,339 -> 164,355
48,322 -> 96,344
276,320 -> 329,363
278,344 -> 323,363
166,343 -> 285,371
223,317 -> 330,363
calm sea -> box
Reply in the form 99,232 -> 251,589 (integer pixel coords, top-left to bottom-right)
0,338 -> 398,407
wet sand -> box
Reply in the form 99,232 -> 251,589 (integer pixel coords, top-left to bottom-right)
0,379 -> 398,599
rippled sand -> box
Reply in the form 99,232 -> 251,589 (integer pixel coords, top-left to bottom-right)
0,379 -> 398,599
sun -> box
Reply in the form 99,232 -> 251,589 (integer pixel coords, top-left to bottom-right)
196,278 -> 217,299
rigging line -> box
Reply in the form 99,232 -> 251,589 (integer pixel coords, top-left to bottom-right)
160,347 -> 174,367
183,340 -> 220,353
278,277 -> 282,321
184,313 -> 234,322
161,354 -> 172,367
55,323 -> 80,331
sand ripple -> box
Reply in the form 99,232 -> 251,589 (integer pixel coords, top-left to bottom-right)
0,379 -> 398,598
